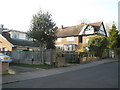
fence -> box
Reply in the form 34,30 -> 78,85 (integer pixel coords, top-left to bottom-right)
116,48 -> 120,60
64,52 -> 79,63
5,49 -> 56,65
4,48 -> 119,65
64,49 -> 110,64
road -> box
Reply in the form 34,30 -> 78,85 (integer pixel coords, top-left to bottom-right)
3,62 -> 118,88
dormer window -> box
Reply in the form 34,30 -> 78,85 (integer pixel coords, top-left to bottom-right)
86,26 -> 94,31
85,25 -> 94,34
10,31 -> 28,40
98,25 -> 106,35
11,32 -> 19,39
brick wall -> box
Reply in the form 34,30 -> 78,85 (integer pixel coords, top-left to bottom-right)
0,35 -> 12,51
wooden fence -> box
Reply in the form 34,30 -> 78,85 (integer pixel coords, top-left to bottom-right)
5,49 -> 56,65
4,48 -> 119,65
64,52 -> 100,63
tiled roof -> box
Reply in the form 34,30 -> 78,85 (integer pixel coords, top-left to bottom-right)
89,22 -> 102,26
2,32 -> 39,47
89,22 -> 102,32
57,22 -> 103,37
57,24 -> 84,37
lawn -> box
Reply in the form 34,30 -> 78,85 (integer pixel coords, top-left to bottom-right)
10,63 -> 57,69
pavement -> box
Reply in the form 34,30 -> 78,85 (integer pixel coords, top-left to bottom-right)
2,58 -> 118,85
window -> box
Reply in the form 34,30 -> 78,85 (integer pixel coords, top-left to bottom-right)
10,32 -> 19,39
66,37 -> 74,41
86,26 -> 91,31
57,38 -> 62,42
98,25 -> 105,35
85,26 -> 94,34
64,44 -> 76,51
19,33 -> 26,40
10,31 -> 29,40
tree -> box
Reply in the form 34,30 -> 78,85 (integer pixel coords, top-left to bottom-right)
27,10 -> 57,64
80,18 -> 90,24
87,36 -> 108,58
107,24 -> 119,50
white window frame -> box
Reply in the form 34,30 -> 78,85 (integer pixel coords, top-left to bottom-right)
98,25 -> 106,35
66,37 -> 74,41
57,38 -> 62,42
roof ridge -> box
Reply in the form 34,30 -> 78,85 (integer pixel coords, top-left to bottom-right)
89,21 -> 103,25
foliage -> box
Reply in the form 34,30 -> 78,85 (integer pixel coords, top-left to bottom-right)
56,50 -> 64,57
87,36 -> 108,58
118,35 -> 120,48
46,41 -> 56,49
107,24 -> 119,50
75,43 -> 85,52
75,48 -> 85,52
101,49 -> 109,58
27,10 -> 57,49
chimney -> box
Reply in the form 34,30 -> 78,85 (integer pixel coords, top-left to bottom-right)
0,24 -> 4,28
61,25 -> 64,29
0,24 -> 4,34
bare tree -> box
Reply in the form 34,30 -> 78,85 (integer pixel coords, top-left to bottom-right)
80,18 -> 90,24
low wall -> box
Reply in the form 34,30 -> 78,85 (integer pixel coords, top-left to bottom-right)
0,62 -> 9,74
80,57 -> 99,63
55,57 -> 66,67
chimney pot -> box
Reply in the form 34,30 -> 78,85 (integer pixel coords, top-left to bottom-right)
61,25 -> 64,29
0,24 -> 4,28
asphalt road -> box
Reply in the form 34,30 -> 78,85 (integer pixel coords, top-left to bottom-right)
3,62 -> 118,88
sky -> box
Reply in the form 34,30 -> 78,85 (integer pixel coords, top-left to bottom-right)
0,0 -> 119,32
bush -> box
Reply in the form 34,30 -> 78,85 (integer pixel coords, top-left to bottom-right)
87,37 -> 108,58
56,50 -> 64,57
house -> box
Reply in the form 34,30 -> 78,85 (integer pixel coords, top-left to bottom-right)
0,25 -> 39,51
55,22 -> 107,51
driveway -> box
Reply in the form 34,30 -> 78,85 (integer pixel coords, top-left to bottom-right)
9,65 -> 44,74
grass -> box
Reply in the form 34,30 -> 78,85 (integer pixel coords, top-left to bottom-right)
10,63 -> 58,69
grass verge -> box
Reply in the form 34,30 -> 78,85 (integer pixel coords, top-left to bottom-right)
10,63 -> 58,69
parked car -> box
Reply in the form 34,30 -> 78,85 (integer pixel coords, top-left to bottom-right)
0,53 -> 12,62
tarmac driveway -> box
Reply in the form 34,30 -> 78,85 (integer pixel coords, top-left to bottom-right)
9,65 -> 44,74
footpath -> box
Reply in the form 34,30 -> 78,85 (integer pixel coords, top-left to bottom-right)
2,58 -> 118,84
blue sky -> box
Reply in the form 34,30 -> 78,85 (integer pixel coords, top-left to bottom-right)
0,0 -> 119,31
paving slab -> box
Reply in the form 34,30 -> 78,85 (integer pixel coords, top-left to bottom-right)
9,65 -> 44,74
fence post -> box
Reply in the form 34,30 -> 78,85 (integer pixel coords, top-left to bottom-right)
50,49 -> 53,65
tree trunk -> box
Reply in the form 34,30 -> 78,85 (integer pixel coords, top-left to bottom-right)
41,49 -> 44,64
40,45 -> 44,64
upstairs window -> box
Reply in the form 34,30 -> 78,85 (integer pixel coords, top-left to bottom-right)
85,26 -> 94,34
10,31 -> 28,40
11,32 -> 19,39
98,25 -> 106,35
66,37 -> 74,41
